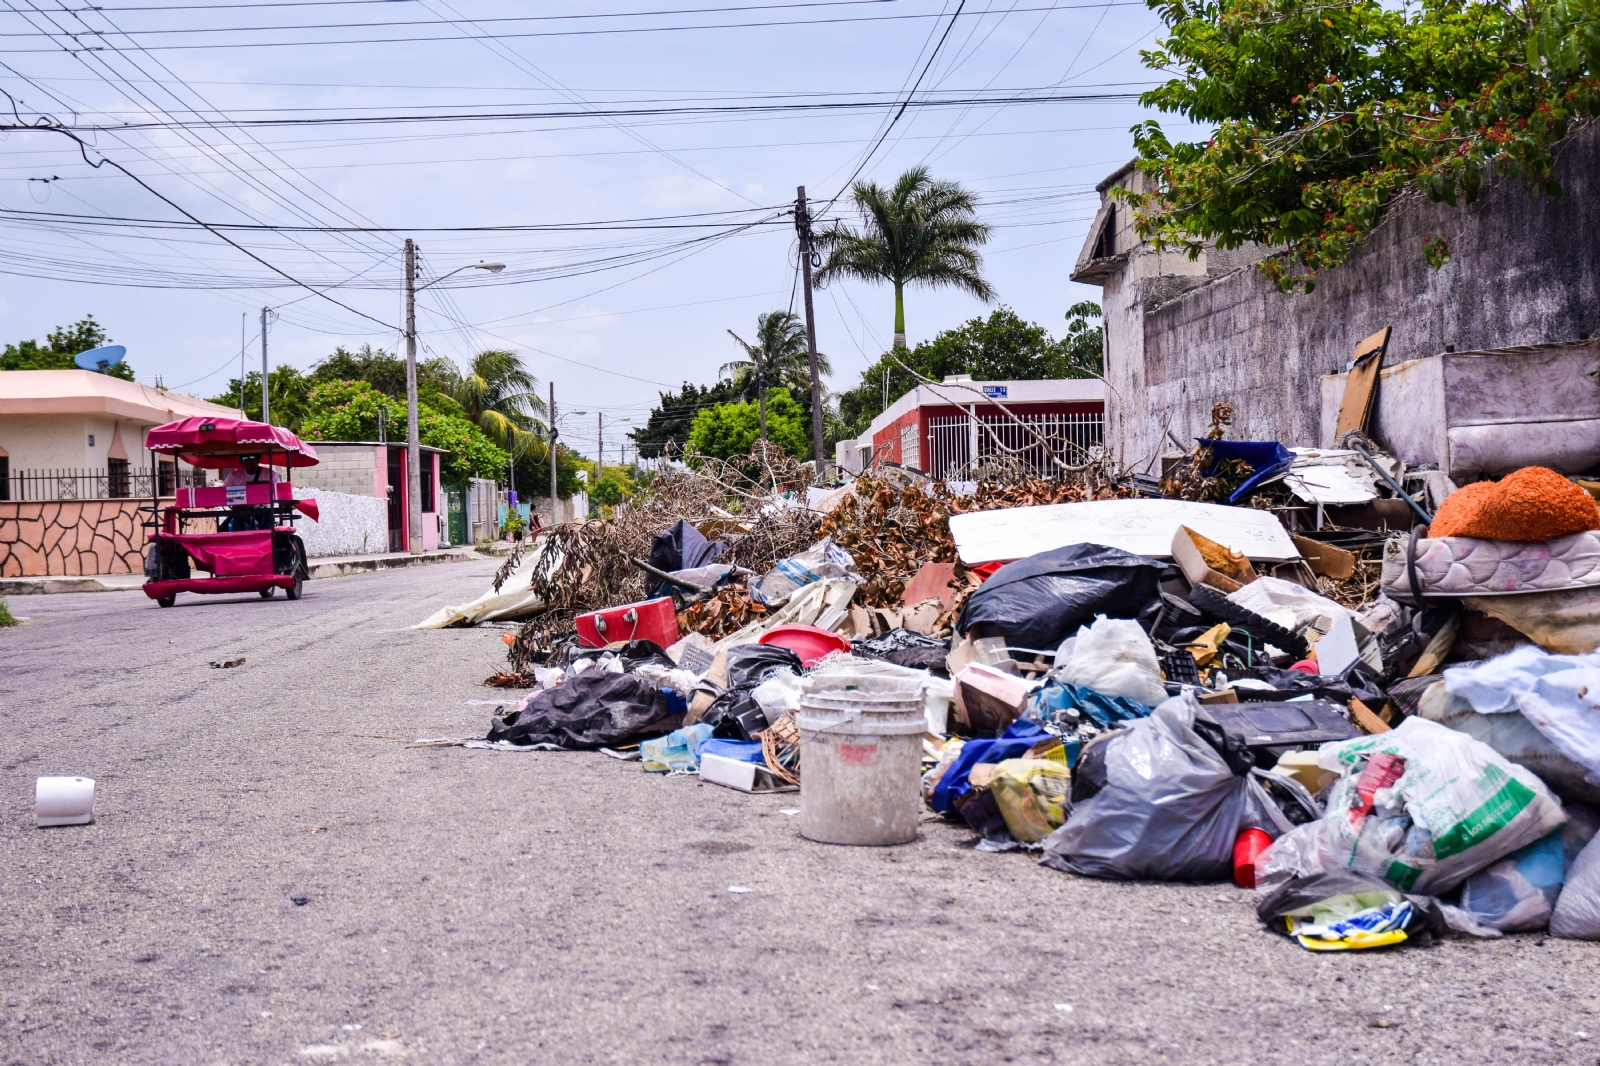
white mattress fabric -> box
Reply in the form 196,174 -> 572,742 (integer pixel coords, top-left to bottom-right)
1381,530 -> 1600,599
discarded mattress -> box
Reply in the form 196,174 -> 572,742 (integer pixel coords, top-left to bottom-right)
947,499 -> 1301,566
1382,530 -> 1600,599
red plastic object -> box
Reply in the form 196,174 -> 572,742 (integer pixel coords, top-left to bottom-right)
758,623 -> 851,667
969,560 -> 1014,582
1289,658 -> 1320,675
574,596 -> 679,649
1233,828 -> 1273,888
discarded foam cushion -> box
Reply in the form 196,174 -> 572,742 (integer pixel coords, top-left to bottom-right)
1429,467 -> 1599,542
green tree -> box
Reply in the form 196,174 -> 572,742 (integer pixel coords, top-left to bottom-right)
298,379 -> 508,483
721,311 -> 831,441
1125,0 -> 1600,292
688,386 -> 811,462
447,349 -> 546,452
814,166 -> 994,347
631,379 -> 752,459
207,365 -> 312,431
2,315 -> 134,380
835,306 -> 1102,436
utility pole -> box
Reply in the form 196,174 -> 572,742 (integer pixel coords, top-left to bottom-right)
597,412 -> 603,489
548,381 -> 559,514
260,306 -> 270,423
239,312 -> 247,417
404,238 -> 422,554
795,186 -> 826,482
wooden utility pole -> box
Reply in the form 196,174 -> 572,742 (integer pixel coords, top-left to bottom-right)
548,381 -> 559,512
795,186 -> 826,481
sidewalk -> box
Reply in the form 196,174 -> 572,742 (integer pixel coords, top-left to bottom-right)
0,546 -> 482,596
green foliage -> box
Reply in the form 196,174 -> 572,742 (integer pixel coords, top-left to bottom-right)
299,379 -> 508,483
722,310 -> 831,402
0,596 -> 16,628
588,465 -> 634,509
688,386 -> 811,461
446,348 -> 545,452
815,166 -> 994,342
1127,0 -> 1600,291
207,365 -> 312,431
631,378 -> 752,458
835,306 -> 1102,436
2,316 -> 133,380
510,443 -> 587,500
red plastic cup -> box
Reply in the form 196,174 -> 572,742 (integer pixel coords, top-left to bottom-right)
1233,828 -> 1273,888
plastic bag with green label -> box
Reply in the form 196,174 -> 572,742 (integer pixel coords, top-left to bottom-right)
1258,716 -> 1566,895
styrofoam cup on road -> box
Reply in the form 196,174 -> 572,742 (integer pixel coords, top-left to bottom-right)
36,776 -> 95,827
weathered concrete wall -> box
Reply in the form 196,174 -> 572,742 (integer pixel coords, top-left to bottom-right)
1090,122 -> 1600,465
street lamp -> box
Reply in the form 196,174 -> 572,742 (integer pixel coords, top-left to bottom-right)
403,242 -> 506,554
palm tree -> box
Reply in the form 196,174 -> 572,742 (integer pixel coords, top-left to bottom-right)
721,311 -> 831,440
449,349 -> 547,453
813,165 -> 995,348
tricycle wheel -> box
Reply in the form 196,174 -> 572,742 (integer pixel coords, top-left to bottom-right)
259,587 -> 276,600
157,595 -> 176,608
285,541 -> 306,600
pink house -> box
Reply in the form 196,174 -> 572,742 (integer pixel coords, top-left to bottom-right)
289,441 -> 446,552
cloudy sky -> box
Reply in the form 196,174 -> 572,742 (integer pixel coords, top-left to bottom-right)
0,0 -> 1203,458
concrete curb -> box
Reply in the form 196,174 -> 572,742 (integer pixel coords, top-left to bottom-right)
0,547 -> 484,595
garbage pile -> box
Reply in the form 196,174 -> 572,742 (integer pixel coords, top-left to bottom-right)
417,405 -> 1600,951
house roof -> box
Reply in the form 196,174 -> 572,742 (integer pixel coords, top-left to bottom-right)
864,377 -> 1107,440
0,369 -> 240,423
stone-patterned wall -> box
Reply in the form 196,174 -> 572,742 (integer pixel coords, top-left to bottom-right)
1,500 -> 151,577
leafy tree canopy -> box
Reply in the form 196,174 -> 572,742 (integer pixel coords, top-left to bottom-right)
835,304 -> 1102,437
298,379 -> 508,484
1126,0 -> 1600,291
207,366 -> 313,431
2,316 -> 133,380
688,386 -> 811,462
631,378 -> 753,459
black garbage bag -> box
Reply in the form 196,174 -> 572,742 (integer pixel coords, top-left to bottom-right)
560,639 -> 676,672
1244,660 -> 1389,709
956,544 -> 1162,652
701,644 -> 803,740
487,671 -> 679,748
646,519 -> 726,597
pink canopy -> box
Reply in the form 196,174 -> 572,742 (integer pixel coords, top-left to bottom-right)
145,417 -> 320,469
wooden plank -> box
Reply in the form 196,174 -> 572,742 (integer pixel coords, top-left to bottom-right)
1349,698 -> 1391,734
948,499 -> 1302,566
1290,534 -> 1357,580
1407,613 -> 1461,678
1334,326 -> 1392,440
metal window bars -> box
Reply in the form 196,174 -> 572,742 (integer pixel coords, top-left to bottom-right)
924,411 -> 1105,480
6,466 -> 207,502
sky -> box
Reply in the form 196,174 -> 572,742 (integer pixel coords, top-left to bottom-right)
0,0 -> 1206,461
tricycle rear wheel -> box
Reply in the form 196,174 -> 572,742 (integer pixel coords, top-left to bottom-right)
285,540 -> 306,600
157,595 -> 176,608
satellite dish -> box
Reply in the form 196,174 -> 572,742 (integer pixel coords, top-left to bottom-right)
74,345 -> 126,373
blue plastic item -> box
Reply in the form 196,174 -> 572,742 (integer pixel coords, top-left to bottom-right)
1197,440 -> 1295,503
1030,680 -> 1154,731
696,737 -> 767,764
931,718 -> 1050,813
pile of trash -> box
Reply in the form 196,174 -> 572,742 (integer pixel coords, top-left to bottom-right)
411,399 -> 1600,950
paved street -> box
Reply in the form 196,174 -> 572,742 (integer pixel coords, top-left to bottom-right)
4,562 -> 1599,1066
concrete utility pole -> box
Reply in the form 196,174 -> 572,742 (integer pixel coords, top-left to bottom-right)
596,412 -> 603,489
404,238 -> 422,554
260,306 -> 270,423
548,381 -> 558,512
239,312 -> 247,417
795,186 -> 826,482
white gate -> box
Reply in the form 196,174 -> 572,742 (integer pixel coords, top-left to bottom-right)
924,410 -> 1103,479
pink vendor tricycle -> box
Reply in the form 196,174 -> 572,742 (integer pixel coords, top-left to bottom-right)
140,417 -> 320,608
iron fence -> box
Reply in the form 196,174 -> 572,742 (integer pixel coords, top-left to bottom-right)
4,466 -> 206,502
924,411 -> 1105,479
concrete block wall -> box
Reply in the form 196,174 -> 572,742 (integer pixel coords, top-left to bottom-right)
1083,123 -> 1600,468
292,445 -> 379,498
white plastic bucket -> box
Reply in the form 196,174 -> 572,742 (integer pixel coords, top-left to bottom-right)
797,673 -> 926,846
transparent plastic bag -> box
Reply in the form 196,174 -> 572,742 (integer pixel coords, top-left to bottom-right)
1459,833 -> 1566,932
990,758 -> 1070,842
1551,835 -> 1600,940
749,537 -> 859,607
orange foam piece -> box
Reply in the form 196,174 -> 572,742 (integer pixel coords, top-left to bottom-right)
1429,467 -> 1600,542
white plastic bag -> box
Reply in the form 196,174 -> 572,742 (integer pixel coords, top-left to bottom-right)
750,669 -> 803,726
1306,716 -> 1566,894
749,537 -> 859,607
1443,646 -> 1600,787
1551,835 -> 1600,939
1226,576 -> 1352,632
1054,615 -> 1166,707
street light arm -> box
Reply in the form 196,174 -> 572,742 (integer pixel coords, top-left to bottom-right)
415,260 -> 506,294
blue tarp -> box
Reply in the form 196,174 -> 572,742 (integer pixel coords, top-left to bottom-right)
1199,440 -> 1295,504
1031,681 -> 1154,730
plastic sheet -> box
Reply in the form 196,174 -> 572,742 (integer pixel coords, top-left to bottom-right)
749,537 -> 858,606
1039,693 -> 1289,881
1054,615 -> 1167,706
1459,833 -> 1567,932
646,519 -> 726,596
955,543 -> 1162,653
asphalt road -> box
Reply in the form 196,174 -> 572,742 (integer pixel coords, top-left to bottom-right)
4,562 -> 1600,1066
